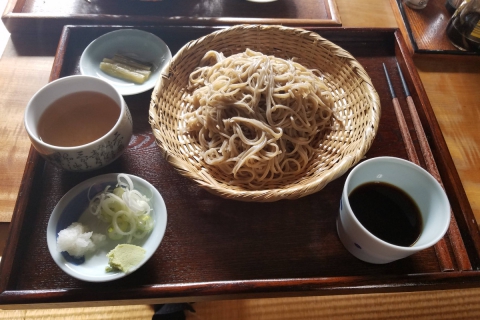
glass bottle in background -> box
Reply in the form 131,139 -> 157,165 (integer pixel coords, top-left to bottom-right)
446,0 -> 480,51
446,0 -> 464,14
403,0 -> 429,10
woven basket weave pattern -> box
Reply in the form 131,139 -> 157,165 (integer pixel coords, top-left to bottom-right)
149,25 -> 380,202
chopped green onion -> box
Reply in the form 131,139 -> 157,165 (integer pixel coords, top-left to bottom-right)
89,174 -> 154,243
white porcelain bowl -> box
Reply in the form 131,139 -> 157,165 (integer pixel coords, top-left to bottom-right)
80,29 -> 172,96
46,173 -> 168,282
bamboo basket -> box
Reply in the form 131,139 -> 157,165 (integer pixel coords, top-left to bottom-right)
149,24 -> 380,202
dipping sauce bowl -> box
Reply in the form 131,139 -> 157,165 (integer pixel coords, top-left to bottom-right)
337,157 -> 450,264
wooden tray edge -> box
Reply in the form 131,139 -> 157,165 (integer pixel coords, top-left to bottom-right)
393,30 -> 480,269
0,148 -> 44,293
3,272 -> 480,309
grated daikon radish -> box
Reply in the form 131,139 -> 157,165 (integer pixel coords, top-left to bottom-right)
56,222 -> 106,258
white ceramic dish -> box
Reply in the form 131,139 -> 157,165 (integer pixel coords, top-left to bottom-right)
47,173 -> 167,282
80,29 -> 172,96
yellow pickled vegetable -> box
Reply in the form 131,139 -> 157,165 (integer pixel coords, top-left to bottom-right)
100,62 -> 150,84
99,53 -> 153,84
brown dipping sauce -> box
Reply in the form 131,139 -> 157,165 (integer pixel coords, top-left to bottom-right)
38,91 -> 120,147
348,182 -> 422,247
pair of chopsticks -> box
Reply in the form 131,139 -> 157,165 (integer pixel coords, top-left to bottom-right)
383,63 -> 472,271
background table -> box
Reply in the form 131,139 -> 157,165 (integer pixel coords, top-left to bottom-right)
1,0 -> 480,318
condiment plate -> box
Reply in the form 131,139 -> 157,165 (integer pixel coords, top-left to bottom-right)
79,29 -> 172,96
46,173 -> 167,282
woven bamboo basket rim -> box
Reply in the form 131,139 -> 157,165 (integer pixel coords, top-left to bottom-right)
149,24 -> 381,202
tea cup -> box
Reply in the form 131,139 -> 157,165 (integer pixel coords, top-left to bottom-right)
24,75 -> 133,171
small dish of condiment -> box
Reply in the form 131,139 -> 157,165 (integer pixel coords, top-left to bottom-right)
46,173 -> 168,282
79,29 -> 172,96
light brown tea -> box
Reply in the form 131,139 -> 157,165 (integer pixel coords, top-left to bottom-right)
38,91 -> 120,147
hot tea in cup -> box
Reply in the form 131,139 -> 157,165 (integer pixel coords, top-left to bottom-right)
37,91 -> 120,147
24,75 -> 133,171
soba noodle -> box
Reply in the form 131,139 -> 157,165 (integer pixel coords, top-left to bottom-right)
182,49 -> 335,189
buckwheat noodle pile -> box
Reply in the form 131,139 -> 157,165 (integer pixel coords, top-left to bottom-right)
182,49 -> 335,189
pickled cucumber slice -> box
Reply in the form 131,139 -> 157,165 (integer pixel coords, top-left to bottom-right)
113,54 -> 153,71
102,58 -> 151,77
99,61 -> 150,84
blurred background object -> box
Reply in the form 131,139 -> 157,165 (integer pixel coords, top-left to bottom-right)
446,0 -> 480,51
403,0 -> 429,10
446,0 -> 464,14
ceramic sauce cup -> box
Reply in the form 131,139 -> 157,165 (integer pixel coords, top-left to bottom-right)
337,156 -> 450,264
24,75 -> 133,171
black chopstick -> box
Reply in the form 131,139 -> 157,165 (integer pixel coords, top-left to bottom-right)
383,63 -> 396,99
382,63 -> 419,165
384,63 -> 454,271
396,62 -> 410,98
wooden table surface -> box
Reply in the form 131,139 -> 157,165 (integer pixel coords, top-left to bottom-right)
1,0 -> 480,317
